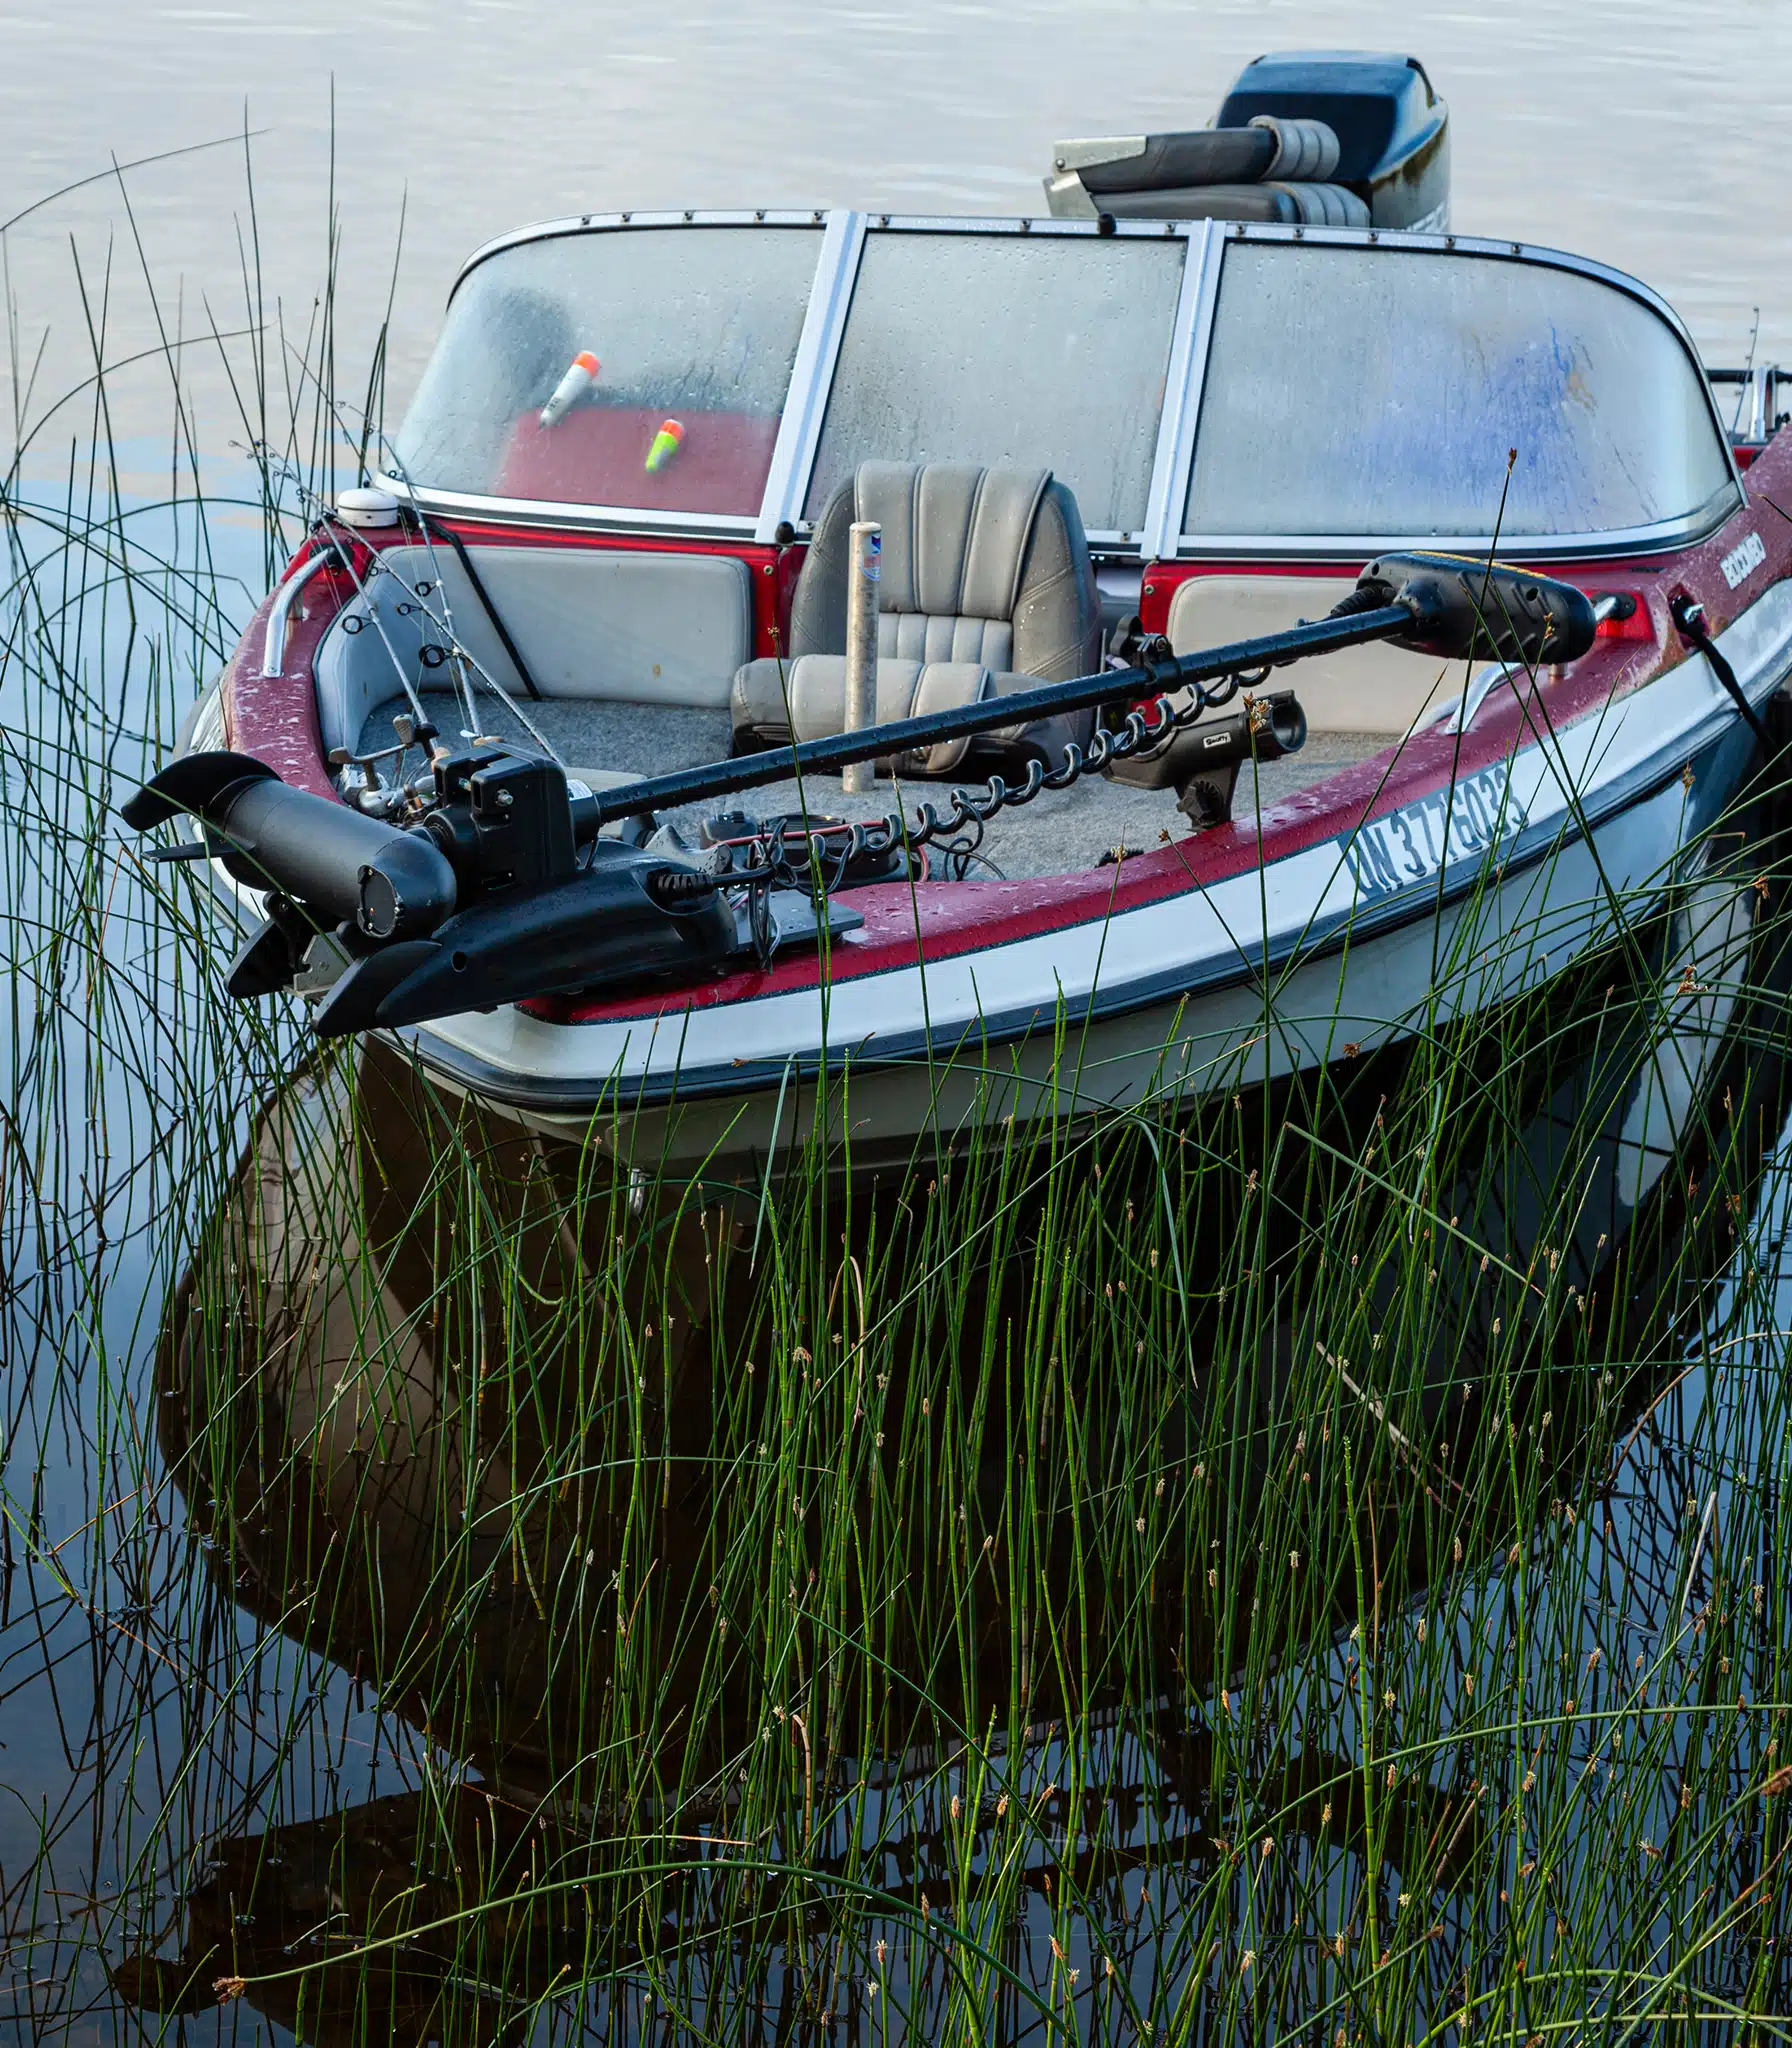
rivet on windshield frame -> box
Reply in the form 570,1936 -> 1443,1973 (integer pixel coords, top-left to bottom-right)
1511,242 -> 1523,255
1293,226 -> 1304,240
1020,217 -> 1032,231
580,214 -> 591,227
880,214 -> 891,227
621,211 -> 632,223
1446,234 -> 1456,249
755,209 -> 765,222
684,210 -> 695,222
1368,229 -> 1379,243
813,210 -> 824,223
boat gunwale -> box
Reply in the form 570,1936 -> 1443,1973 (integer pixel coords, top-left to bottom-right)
394,732 -> 1753,1122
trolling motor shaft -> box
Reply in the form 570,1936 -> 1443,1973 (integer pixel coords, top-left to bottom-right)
585,552 -> 1596,826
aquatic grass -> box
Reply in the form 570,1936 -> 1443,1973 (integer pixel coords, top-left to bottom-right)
6,135 -> 1792,2048
107,837 -> 1792,2044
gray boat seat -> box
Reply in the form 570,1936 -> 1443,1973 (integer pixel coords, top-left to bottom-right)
731,460 -> 1102,776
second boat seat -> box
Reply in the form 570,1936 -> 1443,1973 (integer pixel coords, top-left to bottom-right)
731,460 -> 1102,775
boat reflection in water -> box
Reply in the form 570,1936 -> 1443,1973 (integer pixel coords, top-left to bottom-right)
118,818 -> 1792,2043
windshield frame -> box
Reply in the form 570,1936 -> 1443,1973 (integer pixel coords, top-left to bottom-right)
377,212 -> 1743,563
1171,223 -> 1743,561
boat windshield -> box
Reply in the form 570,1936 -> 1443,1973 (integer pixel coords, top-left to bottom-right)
1183,239 -> 1737,544
804,230 -> 1186,536
390,226 -> 822,517
390,218 -> 1735,555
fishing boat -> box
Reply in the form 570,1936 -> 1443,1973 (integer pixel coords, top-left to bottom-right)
128,52 -> 1792,1176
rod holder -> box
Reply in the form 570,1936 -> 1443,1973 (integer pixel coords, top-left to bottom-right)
843,521 -> 880,794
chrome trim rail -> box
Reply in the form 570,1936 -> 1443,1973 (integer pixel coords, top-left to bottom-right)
1140,219 -> 1221,563
1168,512 -> 1740,566
370,480 -> 760,541
448,208 -> 829,299
754,210 -> 866,543
261,551 -> 332,677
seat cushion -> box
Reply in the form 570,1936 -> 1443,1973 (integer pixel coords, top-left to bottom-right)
877,610 -> 1013,669
788,462 -> 1101,684
733,655 -> 991,775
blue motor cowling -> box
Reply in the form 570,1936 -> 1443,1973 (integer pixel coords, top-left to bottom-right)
1044,50 -> 1449,233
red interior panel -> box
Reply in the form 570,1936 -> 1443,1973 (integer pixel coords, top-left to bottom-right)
496,407 -> 780,516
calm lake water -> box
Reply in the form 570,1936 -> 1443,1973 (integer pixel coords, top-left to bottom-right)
5,0 -> 1792,433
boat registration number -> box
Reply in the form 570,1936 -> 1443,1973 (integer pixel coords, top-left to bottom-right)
1337,761 -> 1527,902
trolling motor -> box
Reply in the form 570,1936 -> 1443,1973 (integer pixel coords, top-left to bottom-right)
125,553 -> 1594,1037
122,744 -> 740,1035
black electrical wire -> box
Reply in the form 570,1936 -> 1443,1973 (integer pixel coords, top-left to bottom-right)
1670,595 -> 1774,754
421,514 -> 544,700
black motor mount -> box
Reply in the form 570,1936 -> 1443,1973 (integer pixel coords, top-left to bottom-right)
1104,686 -> 1309,826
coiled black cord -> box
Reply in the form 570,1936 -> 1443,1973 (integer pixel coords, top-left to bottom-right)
739,655 -> 1271,884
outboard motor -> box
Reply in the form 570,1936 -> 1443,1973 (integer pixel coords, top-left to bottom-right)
1044,50 -> 1449,232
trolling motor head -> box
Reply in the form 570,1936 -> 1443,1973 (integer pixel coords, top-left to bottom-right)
1356,553 -> 1598,668
123,746 -> 739,1034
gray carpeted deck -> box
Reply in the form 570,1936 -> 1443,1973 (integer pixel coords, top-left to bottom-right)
357,693 -> 1388,879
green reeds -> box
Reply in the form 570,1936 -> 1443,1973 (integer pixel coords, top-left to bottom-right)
4,136 -> 1792,2048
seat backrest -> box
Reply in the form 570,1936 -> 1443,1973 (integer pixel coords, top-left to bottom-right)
789,462 -> 1101,682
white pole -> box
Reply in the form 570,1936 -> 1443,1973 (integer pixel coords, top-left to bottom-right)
843,521 -> 880,794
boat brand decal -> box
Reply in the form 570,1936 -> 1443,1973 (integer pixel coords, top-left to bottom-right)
1338,761 -> 1527,903
1721,531 -> 1766,590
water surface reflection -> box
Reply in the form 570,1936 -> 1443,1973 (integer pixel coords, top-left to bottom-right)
126,831 -> 1792,2040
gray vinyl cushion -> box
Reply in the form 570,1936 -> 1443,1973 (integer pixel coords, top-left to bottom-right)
354,544 -> 751,708
783,462 -> 1101,683
733,655 -> 992,775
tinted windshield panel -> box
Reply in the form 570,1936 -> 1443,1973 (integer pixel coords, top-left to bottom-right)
1183,242 -> 1736,540
806,232 -> 1184,533
393,227 -> 821,515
